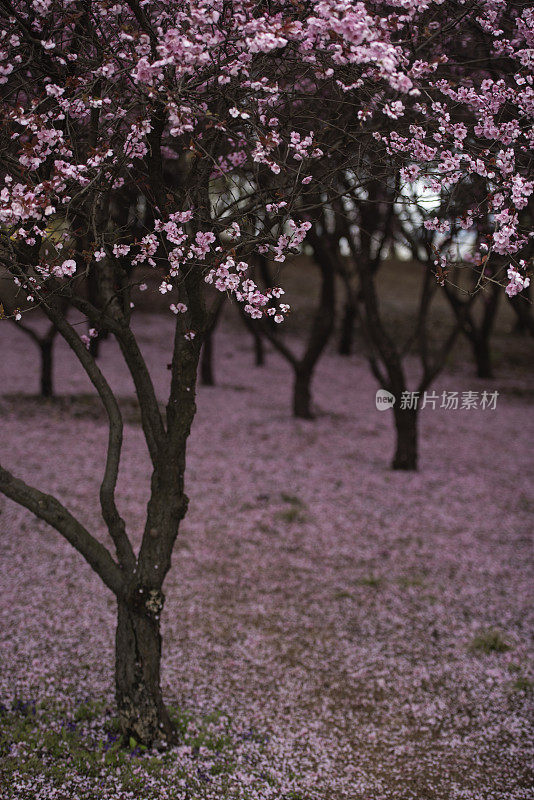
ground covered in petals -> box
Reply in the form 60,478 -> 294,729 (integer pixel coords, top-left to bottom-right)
0,312 -> 533,799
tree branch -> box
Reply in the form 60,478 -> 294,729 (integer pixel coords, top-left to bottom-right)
29,293 -> 136,573
0,465 -> 123,595
65,289 -> 167,468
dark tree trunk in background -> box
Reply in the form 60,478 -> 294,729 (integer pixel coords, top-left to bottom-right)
199,295 -> 225,385
338,298 -> 357,355
39,338 -> 54,398
115,596 -> 175,745
347,187 -> 460,472
392,406 -> 418,471
508,287 -> 534,337
11,315 -> 63,398
253,329 -> 265,366
238,304 -> 266,366
200,327 -> 215,385
293,366 -> 313,419
471,285 -> 500,379
443,278 -> 500,380
87,262 -> 109,359
290,230 -> 336,419
472,335 -> 494,379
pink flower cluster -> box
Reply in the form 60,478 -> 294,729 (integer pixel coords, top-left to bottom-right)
505,264 -> 530,297
0,0 -> 532,323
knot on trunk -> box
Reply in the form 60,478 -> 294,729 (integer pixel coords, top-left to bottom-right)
128,586 -> 165,618
145,589 -> 164,616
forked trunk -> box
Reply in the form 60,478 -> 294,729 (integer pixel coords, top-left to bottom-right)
115,595 -> 175,745
392,407 -> 418,470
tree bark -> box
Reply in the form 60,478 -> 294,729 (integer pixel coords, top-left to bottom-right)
115,593 -> 175,745
199,294 -> 225,385
472,335 -> 493,379
252,326 -> 265,366
200,327 -> 215,385
443,279 -> 500,380
238,304 -> 266,366
291,230 -> 336,419
293,366 -> 313,419
338,299 -> 357,355
392,407 -> 418,470
508,288 -> 534,337
39,338 -> 54,398
10,317 -> 61,398
89,329 -> 109,358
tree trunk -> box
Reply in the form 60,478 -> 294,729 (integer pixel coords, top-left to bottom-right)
252,327 -> 265,366
292,230 -> 336,419
392,407 -> 418,470
39,339 -> 54,398
338,300 -> 357,355
239,306 -> 266,366
89,335 -> 101,359
509,292 -> 534,337
199,294 -> 225,385
89,328 -> 109,358
115,595 -> 175,746
293,367 -> 313,419
200,328 -> 215,385
472,335 -> 493,379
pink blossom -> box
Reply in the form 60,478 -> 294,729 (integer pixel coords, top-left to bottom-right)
505,264 -> 530,297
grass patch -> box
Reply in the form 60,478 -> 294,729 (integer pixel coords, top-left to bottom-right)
276,507 -> 306,524
470,628 -> 511,654
73,699 -> 106,722
334,589 -> 354,600
0,696 -> 303,799
357,574 -> 383,589
275,492 -> 307,525
508,676 -> 533,693
398,575 -> 425,589
280,492 -> 305,507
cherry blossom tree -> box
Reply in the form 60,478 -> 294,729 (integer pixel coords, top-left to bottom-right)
0,0 -> 422,745
0,0 -> 531,745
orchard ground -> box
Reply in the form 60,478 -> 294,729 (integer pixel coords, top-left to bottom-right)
0,270 -> 533,799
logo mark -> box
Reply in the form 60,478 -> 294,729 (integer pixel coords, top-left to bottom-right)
375,389 -> 395,410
